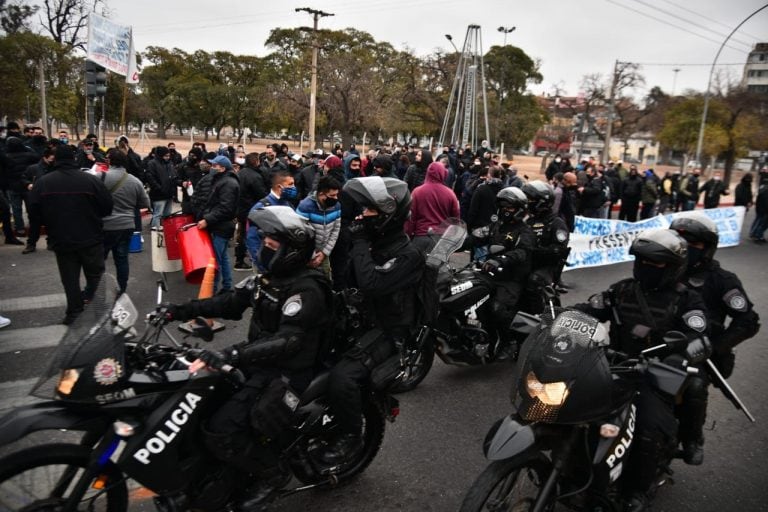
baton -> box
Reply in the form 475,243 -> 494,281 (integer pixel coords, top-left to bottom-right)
707,359 -> 756,423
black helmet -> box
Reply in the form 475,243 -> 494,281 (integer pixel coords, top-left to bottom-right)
669,213 -> 718,270
522,180 -> 555,215
343,176 -> 411,235
496,186 -> 528,223
248,206 -> 315,277
629,229 -> 688,290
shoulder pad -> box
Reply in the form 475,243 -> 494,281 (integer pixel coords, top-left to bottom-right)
282,293 -> 303,317
682,310 -> 707,333
374,257 -> 397,272
234,276 -> 257,291
722,288 -> 748,313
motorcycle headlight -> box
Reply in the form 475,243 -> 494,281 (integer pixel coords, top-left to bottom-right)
526,372 -> 569,406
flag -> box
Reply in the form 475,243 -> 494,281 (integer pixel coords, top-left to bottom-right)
126,31 -> 139,84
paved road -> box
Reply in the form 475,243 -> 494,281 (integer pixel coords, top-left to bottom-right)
0,210 -> 766,512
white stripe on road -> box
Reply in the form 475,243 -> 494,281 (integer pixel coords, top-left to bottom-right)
0,325 -> 66,355
0,378 -> 44,412
0,294 -> 66,312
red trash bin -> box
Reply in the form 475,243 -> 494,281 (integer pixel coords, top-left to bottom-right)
177,224 -> 218,284
161,213 -> 194,260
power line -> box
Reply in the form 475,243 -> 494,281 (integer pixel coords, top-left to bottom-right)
629,0 -> 755,49
633,62 -> 744,66
606,0 -> 750,54
656,0 -> 765,43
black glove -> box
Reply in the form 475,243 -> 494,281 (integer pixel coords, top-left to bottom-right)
149,303 -> 180,324
195,349 -> 230,370
711,350 -> 735,379
348,219 -> 368,240
482,259 -> 501,275
685,337 -> 711,364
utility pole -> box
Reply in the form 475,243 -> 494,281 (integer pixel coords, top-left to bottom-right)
495,26 -> 515,152
39,63 -> 48,136
602,59 -> 619,164
671,67 -> 680,96
296,7 -> 334,151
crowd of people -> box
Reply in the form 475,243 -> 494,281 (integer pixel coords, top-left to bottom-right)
0,122 -> 765,511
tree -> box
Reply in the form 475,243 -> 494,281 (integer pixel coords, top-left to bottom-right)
0,0 -> 38,34
658,96 -> 728,167
40,0 -> 107,51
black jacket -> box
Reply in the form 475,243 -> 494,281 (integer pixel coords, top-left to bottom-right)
487,219 -> 535,282
403,150 -> 434,191
620,175 -> 642,201
699,179 -> 727,209
236,165 -> 269,217
467,179 -> 503,230
526,212 -> 570,270
3,138 -> 38,193
145,157 -> 178,200
21,159 -> 53,190
201,169 -> 239,238
581,175 -> 606,210
174,270 -> 332,372
27,160 -> 113,250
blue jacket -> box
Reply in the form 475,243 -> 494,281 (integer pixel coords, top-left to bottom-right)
245,192 -> 293,268
296,194 -> 342,256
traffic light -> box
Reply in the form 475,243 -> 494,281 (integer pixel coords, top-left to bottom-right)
85,60 -> 107,97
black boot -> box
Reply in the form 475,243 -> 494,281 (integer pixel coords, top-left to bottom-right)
22,243 -> 36,254
5,237 -> 23,245
238,469 -> 291,512
682,439 -> 704,465
321,433 -> 363,465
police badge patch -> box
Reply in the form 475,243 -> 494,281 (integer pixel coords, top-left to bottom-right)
282,294 -> 303,316
556,230 -> 568,243
682,310 -> 706,332
723,289 -> 748,312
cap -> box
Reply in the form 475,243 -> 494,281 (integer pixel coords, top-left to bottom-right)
207,155 -> 233,170
291,153 -> 302,162
313,148 -> 324,156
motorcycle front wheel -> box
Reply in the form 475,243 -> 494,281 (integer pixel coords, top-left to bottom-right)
460,454 -> 553,512
388,335 -> 435,394
0,443 -> 128,512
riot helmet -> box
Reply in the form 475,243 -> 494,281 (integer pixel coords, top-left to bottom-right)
629,229 -> 688,291
522,180 -> 555,215
248,206 -> 315,277
669,212 -> 718,271
496,186 -> 528,223
343,176 -> 411,236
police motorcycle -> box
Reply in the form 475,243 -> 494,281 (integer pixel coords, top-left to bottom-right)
0,276 -> 399,512
459,308 -> 700,512
423,220 -> 544,368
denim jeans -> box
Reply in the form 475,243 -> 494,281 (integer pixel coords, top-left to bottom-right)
750,214 -> 767,240
7,190 -> 25,231
103,229 -> 133,292
151,199 -> 172,229
212,234 -> 232,292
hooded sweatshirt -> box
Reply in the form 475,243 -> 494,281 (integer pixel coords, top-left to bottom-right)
404,150 -> 434,191
405,162 -> 460,237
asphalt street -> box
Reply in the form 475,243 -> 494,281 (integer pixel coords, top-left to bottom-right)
0,209 -> 766,512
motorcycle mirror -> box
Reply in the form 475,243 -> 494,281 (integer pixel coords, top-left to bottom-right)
191,317 -> 214,342
489,244 -> 505,256
663,330 -> 688,351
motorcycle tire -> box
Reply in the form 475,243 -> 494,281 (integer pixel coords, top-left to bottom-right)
388,336 -> 435,394
291,397 -> 385,486
459,453 -> 553,512
0,443 -> 128,512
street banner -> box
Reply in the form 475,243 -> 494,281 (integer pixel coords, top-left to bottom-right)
126,35 -> 139,84
565,206 -> 746,271
86,13 -> 134,79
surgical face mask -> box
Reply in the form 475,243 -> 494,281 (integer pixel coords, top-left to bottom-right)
235,157 -> 245,165
633,261 -> 667,291
84,148 -> 93,154
281,185 -> 298,200
554,157 -> 561,163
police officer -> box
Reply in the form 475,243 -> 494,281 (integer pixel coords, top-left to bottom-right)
325,176 -> 424,463
161,206 -> 332,511
522,180 -> 570,313
575,229 -> 711,511
670,213 -> 760,465
481,187 -> 536,355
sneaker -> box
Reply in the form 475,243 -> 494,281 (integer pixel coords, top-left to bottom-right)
22,244 -> 36,254
320,433 -> 363,465
753,238 -> 767,244
234,261 -> 251,271
5,238 -> 24,246
0,315 -> 10,329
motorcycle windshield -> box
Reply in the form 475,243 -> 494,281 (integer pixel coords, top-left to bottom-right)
511,309 -> 622,424
31,274 -> 138,403
426,218 -> 466,268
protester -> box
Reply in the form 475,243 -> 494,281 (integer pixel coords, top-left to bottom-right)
405,161 -> 460,253
699,171 -> 729,209
145,146 -> 178,229
296,175 -> 342,279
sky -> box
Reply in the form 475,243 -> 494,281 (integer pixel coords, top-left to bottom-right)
105,0 -> 768,99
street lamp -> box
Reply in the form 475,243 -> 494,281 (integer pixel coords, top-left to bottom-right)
694,4 -> 768,169
445,34 -> 459,54
497,26 -> 515,45
495,26 -> 515,151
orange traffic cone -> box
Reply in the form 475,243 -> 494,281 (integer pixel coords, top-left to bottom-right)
178,257 -> 225,334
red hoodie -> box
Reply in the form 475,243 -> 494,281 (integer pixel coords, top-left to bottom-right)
405,162 -> 460,237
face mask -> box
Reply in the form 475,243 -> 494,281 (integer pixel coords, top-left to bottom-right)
258,245 -> 277,270
687,246 -> 706,269
554,157 -> 561,163
322,196 -> 338,208
362,215 -> 382,236
500,209 -> 520,223
713,176 -> 721,181
60,138 -> 68,144
84,149 -> 93,154
281,186 -> 298,200
200,163 -> 211,172
235,157 -> 245,165
633,262 -> 667,291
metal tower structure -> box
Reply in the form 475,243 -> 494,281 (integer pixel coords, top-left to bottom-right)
439,25 -> 491,150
